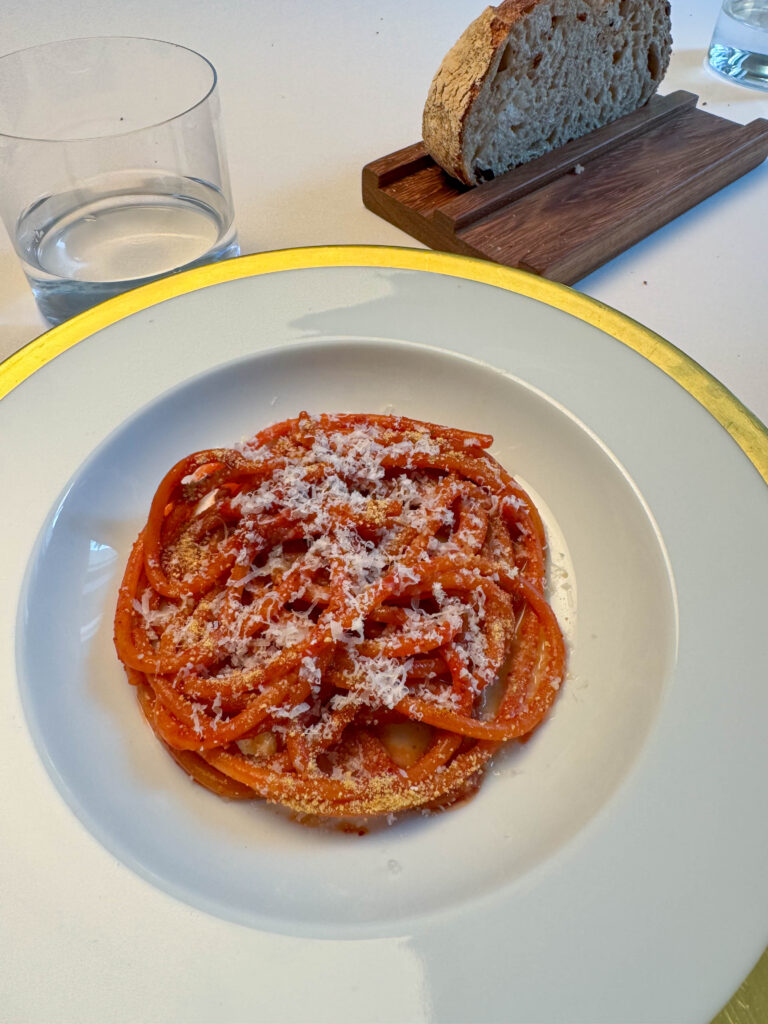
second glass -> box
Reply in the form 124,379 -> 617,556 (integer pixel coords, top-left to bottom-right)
0,36 -> 239,325
708,0 -> 768,90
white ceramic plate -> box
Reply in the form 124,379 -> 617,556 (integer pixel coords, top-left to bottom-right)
2,247 -> 767,1024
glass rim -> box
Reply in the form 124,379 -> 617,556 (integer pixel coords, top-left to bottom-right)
0,35 -> 218,143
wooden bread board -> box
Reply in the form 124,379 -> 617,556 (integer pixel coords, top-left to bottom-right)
362,91 -> 768,285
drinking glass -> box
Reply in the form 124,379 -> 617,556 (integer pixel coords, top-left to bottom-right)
0,37 -> 239,325
708,0 -> 768,89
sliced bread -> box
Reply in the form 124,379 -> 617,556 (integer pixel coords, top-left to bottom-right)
422,0 -> 672,185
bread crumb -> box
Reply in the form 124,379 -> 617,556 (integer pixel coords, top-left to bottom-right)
574,163 -> 585,175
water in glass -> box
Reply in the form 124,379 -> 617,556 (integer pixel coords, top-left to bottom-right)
709,0 -> 768,89
15,171 -> 239,325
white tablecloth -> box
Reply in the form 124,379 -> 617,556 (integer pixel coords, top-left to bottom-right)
1,3 -> 766,1023
1,0 -> 766,422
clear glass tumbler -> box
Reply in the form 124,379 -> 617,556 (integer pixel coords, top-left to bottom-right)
708,0 -> 768,89
0,37 -> 239,325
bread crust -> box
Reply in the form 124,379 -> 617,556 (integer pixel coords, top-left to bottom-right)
422,0 -> 672,185
422,4 -> 531,183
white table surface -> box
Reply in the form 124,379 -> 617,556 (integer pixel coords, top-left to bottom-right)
1,0 -> 766,425
1,3 -> 766,1023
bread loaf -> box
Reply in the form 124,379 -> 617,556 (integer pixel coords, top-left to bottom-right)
422,0 -> 672,185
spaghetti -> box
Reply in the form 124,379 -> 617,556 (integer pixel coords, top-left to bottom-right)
113,413 -> 566,818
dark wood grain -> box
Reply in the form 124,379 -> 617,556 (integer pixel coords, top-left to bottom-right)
363,142 -> 436,188
361,95 -> 768,285
362,160 -> 481,259
432,90 -> 698,234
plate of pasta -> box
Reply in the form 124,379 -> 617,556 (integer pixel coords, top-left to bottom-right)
2,247 -> 767,1024
18,334 -> 676,928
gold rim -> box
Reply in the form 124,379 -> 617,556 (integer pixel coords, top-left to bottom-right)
0,243 -> 765,1019
1,245 -> 765,486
